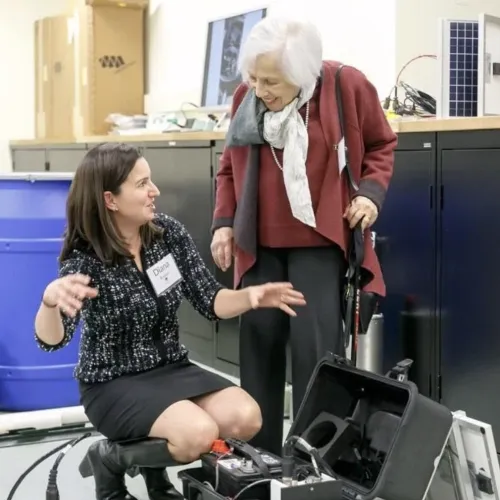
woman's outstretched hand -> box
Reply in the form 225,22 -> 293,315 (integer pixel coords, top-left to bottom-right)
247,282 -> 306,317
43,274 -> 98,317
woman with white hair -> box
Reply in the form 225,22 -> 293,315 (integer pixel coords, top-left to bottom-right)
210,17 -> 397,455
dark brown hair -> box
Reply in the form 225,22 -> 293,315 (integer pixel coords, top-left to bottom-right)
60,142 -> 162,265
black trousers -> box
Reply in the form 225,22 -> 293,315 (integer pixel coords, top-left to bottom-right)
240,245 -> 346,455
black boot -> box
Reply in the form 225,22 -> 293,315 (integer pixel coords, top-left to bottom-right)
79,439 -> 138,500
140,468 -> 184,500
79,438 -> 182,500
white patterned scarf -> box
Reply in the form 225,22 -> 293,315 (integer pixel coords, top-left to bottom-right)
263,83 -> 317,227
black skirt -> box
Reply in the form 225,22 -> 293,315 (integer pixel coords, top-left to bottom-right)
79,360 -> 235,441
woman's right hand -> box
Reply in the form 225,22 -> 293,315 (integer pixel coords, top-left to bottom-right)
211,227 -> 234,271
42,274 -> 98,317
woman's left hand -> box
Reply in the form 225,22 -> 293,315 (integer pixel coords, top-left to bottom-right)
247,282 -> 306,317
344,196 -> 378,231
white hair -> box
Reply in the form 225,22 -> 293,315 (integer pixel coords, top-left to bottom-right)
239,17 -> 323,89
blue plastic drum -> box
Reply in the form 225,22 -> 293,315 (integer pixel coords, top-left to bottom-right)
0,172 -> 80,411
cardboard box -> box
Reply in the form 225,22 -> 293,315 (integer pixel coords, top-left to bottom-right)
34,4 -> 145,139
73,4 -> 145,136
34,16 -> 76,139
85,0 -> 148,7
65,0 -> 148,12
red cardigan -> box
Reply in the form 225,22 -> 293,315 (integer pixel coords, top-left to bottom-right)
212,60 -> 397,296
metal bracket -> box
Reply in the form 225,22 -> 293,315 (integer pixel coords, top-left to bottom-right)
386,358 -> 414,382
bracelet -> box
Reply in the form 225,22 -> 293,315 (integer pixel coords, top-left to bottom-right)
42,296 -> 58,309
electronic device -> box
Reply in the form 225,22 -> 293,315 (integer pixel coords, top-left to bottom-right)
181,407 -> 500,500
198,437 -> 343,500
197,405 -> 404,499
200,8 -> 267,108
181,355 -> 453,500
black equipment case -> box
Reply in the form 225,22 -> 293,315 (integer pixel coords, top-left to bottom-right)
178,353 -> 453,500
288,354 -> 453,500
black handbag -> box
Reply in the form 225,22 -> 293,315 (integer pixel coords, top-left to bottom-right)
335,65 -> 379,363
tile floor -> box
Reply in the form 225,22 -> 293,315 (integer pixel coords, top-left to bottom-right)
0,435 -> 196,499
0,364 -> 292,500
1,430 -> 456,500
0,361 -> 457,500
0,425 -> 295,500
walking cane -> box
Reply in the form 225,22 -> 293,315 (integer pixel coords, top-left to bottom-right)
343,223 -> 364,366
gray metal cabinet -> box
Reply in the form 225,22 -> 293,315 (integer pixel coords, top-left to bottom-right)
47,144 -> 88,172
210,141 -> 240,377
143,141 -> 215,368
11,144 -> 88,172
11,146 -> 47,172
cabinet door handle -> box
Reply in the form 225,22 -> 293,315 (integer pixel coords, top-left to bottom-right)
440,185 -> 444,210
429,185 -> 433,210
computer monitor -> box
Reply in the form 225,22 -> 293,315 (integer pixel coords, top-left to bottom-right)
200,8 -> 267,108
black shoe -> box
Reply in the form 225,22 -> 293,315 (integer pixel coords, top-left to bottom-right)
79,440 -> 138,500
140,468 -> 184,500
79,438 -> 179,500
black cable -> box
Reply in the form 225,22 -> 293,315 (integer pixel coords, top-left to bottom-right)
400,82 -> 436,115
382,82 -> 436,117
6,432 -> 92,500
282,435 -> 313,480
382,54 -> 437,117
310,448 -> 335,478
282,435 -> 336,480
46,432 -> 92,500
6,441 -> 69,500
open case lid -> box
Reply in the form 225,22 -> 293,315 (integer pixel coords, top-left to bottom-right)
427,410 -> 500,500
285,355 -> 453,500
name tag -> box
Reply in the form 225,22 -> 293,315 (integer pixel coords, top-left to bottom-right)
146,254 -> 183,296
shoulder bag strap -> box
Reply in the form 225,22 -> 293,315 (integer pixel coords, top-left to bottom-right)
335,64 -> 364,268
335,65 -> 358,195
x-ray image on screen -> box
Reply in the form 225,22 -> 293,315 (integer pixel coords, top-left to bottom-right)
201,8 -> 267,107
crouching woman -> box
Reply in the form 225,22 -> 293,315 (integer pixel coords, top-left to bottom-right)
34,142 -> 306,500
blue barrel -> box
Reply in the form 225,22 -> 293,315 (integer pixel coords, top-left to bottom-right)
0,173 -> 80,411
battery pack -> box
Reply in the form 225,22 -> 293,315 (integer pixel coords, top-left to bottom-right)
201,447 -> 283,497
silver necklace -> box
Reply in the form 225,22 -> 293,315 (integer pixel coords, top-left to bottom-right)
270,101 -> 310,171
